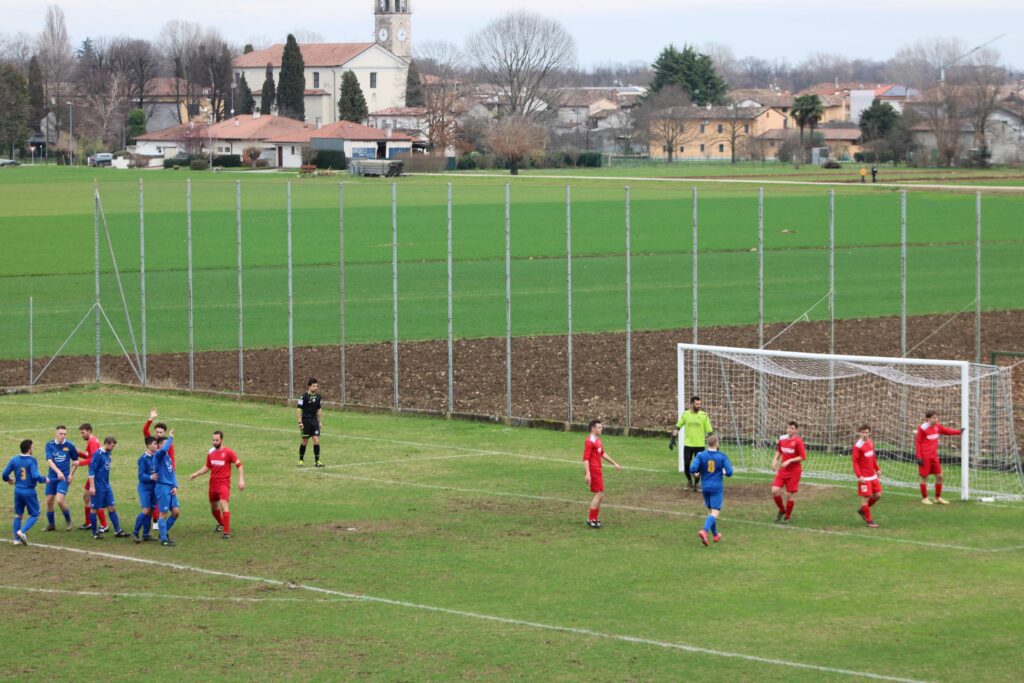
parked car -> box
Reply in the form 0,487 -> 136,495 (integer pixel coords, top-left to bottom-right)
89,153 -> 113,167
0,158 -> 21,167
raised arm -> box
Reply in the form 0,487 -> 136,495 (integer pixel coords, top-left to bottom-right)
938,423 -> 962,436
144,408 -> 158,437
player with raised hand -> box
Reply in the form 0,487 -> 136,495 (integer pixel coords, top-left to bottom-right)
143,408 -> 175,529
670,395 -> 714,492
189,430 -> 245,540
296,378 -> 324,467
153,431 -> 180,547
915,410 -> 963,505
852,425 -> 881,528
690,435 -> 733,547
3,440 -> 47,545
43,425 -> 79,531
86,437 -> 130,540
75,423 -> 108,532
583,419 -> 622,529
771,421 -> 806,524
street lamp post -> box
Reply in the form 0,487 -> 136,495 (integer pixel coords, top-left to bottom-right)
231,81 -> 236,118
67,101 -> 74,167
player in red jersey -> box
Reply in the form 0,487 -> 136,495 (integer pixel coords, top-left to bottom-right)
143,408 -> 175,527
852,424 -> 881,528
188,430 -> 245,539
915,410 -> 963,505
582,419 -> 621,529
73,423 -> 107,532
771,421 -> 806,524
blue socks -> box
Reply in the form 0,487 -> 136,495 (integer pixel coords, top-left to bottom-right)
22,515 -> 38,534
703,514 -> 715,533
46,511 -> 55,527
158,516 -> 168,541
711,518 -> 718,536
62,509 -> 71,524
165,514 -> 177,532
134,513 -> 148,537
90,511 -> 98,535
12,519 -> 19,539
109,511 -> 121,533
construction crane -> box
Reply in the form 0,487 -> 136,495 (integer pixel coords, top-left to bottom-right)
940,34 -> 1006,82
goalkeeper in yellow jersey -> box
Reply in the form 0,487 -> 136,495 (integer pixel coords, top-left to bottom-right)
670,396 -> 714,492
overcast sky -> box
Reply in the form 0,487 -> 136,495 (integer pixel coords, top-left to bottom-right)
3,1 -> 1020,71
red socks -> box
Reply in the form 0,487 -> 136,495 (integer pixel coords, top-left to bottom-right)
773,495 -> 785,512
97,509 -> 107,526
785,500 -> 795,519
868,497 -> 878,507
84,505 -> 91,523
152,508 -> 160,522
920,484 -> 928,499
222,512 -> 231,534
588,508 -> 599,521
861,504 -> 873,523
212,508 -> 224,525
936,483 -> 943,499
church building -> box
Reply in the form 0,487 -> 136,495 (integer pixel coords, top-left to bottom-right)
232,1 -> 413,127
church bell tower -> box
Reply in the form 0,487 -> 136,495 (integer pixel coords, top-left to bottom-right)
374,0 -> 412,60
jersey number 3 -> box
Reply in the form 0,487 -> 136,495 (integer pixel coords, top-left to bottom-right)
706,461 -> 715,473
19,467 -> 27,481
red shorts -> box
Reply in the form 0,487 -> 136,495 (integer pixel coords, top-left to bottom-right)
858,479 -> 882,497
588,470 -> 604,493
918,458 -> 942,477
772,468 -> 801,493
209,485 -> 231,503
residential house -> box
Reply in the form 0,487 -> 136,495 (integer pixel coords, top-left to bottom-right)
756,122 -> 863,161
366,106 -> 429,150
647,105 -> 790,161
268,119 -> 414,168
142,77 -> 214,132
134,121 -> 209,161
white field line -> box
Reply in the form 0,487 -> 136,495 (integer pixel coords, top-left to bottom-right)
0,539 -> 924,683
7,399 -> 1019,505
416,171 -> 1024,194
304,469 -> 1019,554
0,584 -> 353,604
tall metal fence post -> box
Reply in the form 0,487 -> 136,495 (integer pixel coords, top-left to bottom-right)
625,186 -> 633,431
975,192 -> 982,364
339,182 -> 346,405
828,190 -> 836,447
186,179 -> 195,391
94,180 -> 101,382
566,184 -> 574,424
691,186 -> 699,392
900,191 -> 907,356
28,297 -> 33,386
236,180 -> 244,394
392,182 -> 399,410
286,182 -> 295,400
446,183 -> 454,414
139,179 -> 147,386
757,188 -> 766,443
504,183 -> 512,418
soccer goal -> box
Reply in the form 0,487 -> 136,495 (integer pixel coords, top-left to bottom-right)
677,343 -> 1024,500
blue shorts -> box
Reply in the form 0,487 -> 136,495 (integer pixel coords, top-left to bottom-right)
14,490 -> 40,517
91,488 -> 114,509
155,486 -> 179,514
44,478 -> 70,497
702,490 -> 724,511
137,484 -> 157,510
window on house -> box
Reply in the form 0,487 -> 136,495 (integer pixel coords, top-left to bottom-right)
699,143 -> 705,152
744,124 -> 750,134
291,146 -> 296,154
313,72 -> 320,88
783,119 -> 789,129
717,124 -> 723,134
662,145 -> 668,152
156,146 -> 163,153
679,145 -> 685,152
699,124 -> 705,134
370,72 -> 378,89
718,143 -> 725,152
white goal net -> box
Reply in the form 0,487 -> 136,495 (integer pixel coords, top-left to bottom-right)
677,343 -> 1024,500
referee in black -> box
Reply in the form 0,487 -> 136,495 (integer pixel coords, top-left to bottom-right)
296,377 -> 324,467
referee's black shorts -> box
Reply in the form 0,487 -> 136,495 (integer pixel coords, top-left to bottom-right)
301,419 -> 321,438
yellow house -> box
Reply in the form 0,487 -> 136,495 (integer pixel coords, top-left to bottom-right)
647,105 -> 790,161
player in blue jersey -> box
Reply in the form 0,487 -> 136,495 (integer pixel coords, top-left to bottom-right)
153,433 -> 180,546
43,425 -> 79,531
3,440 -> 48,545
131,436 -> 160,543
689,435 -> 734,547
86,436 -> 130,540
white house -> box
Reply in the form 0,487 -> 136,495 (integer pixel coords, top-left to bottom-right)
134,121 -> 209,160
270,120 -> 414,167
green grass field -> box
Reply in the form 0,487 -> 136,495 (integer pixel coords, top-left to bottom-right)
2,386 -> 1023,681
1,167 -> 1023,361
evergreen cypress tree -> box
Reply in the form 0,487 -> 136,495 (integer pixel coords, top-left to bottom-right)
27,55 -> 45,127
260,63 -> 276,115
277,34 -> 306,120
337,71 -> 369,123
237,74 -> 256,116
405,60 -> 424,107
650,44 -> 727,106
243,44 -> 254,54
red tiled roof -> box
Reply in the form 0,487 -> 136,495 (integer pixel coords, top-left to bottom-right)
206,114 -> 309,141
144,77 -> 211,99
136,121 -> 208,141
304,89 -> 330,96
370,107 -> 427,116
233,43 -> 374,68
268,120 -> 414,144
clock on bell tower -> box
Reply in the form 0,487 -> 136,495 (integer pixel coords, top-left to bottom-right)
374,0 -> 412,60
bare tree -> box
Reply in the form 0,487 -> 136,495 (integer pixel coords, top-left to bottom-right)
36,5 -> 74,128
467,10 -> 576,119
0,32 -> 34,74
722,105 -> 754,163
82,72 -> 130,148
415,41 -> 465,154
701,42 -> 738,87
485,115 -> 545,174
962,48 -> 1007,165
632,85 -> 698,163
290,29 -> 324,44
157,20 -> 203,123
109,37 -> 160,111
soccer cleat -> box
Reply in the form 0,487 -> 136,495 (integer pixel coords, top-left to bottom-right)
114,530 -> 130,538
65,523 -> 74,532
867,522 -> 879,528
781,517 -> 791,524
594,520 -> 602,529
921,498 -> 934,505
142,536 -> 154,542
698,530 -> 709,546
98,525 -> 109,534
16,531 -> 28,546
215,524 -> 224,533
314,462 -> 324,468
713,533 -> 722,543
935,497 -> 950,505
44,525 -> 55,532
78,522 -> 92,530
161,539 -> 175,547
222,533 -> 231,540
152,521 -> 159,530
132,532 -> 141,544
775,511 -> 785,523
92,533 -> 104,540
298,459 -> 304,466
586,520 -> 597,528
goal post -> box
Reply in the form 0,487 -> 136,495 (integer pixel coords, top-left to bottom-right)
676,343 -> 1024,501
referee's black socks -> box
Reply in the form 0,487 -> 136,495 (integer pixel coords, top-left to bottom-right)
314,444 -> 320,463
299,444 -> 307,460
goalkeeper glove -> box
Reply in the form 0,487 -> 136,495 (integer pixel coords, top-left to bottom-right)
915,458 -> 924,466
960,426 -> 967,433
668,435 -> 677,451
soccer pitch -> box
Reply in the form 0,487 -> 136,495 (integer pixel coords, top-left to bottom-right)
1,167 -> 1023,360
2,386 -> 1022,681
